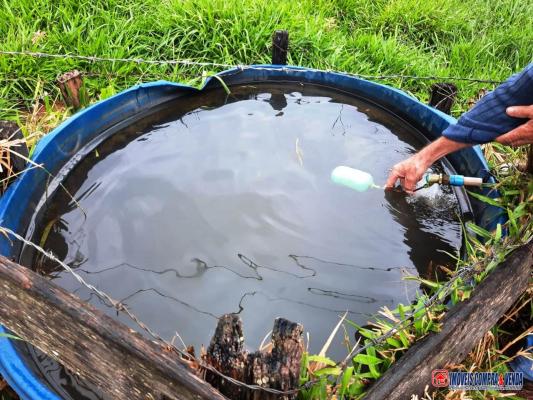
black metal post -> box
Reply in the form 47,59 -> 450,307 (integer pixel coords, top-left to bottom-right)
272,30 -> 289,65
429,83 -> 457,115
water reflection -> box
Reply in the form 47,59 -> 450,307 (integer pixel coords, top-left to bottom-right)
18,83 -> 464,399
268,93 -> 288,113
383,189 -> 460,278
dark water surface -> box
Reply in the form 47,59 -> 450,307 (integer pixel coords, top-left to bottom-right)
19,83 -> 464,399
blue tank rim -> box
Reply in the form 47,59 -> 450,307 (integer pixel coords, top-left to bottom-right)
0,64 -> 505,400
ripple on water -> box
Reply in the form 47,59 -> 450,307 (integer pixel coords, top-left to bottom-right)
19,83 -> 465,400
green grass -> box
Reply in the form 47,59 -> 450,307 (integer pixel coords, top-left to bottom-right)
1,0 -> 532,119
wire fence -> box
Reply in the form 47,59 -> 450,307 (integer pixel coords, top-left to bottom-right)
0,48 -> 509,396
1,225 -> 501,396
0,49 -> 503,106
0,50 -> 236,68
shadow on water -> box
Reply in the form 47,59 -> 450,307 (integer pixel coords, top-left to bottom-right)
268,92 -> 288,114
234,291 -> 376,318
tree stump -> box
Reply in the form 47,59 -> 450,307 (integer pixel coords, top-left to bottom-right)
205,314 -> 248,399
205,315 -> 303,400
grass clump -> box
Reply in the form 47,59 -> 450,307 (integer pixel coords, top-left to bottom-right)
1,0 -> 532,122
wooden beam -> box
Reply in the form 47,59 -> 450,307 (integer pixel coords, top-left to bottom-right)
365,242 -> 533,400
0,256 -> 227,400
272,30 -> 289,65
428,83 -> 457,115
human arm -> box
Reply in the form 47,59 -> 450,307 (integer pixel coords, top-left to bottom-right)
384,137 -> 469,193
495,105 -> 533,146
442,64 -> 532,144
385,64 -> 533,192
385,105 -> 533,193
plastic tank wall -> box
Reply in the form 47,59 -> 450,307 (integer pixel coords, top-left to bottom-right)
0,66 -> 504,400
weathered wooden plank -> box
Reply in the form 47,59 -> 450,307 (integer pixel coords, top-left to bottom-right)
0,255 -> 227,400
364,242 -> 533,400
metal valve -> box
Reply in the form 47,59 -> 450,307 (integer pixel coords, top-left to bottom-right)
424,173 -> 483,187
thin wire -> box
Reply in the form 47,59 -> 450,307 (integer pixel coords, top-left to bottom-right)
334,255 -> 493,363
0,67 -> 500,106
0,225 -> 499,396
1,226 -> 304,395
0,50 -> 235,68
0,51 -> 505,393
0,50 -> 503,84
0,97 -> 45,103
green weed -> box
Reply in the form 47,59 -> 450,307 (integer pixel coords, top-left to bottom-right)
1,0 -> 532,121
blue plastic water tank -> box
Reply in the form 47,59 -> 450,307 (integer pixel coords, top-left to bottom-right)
0,66 -> 504,399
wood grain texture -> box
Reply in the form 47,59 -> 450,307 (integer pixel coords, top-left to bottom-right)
205,315 -> 303,400
57,70 -> 84,109
205,314 -> 248,399
0,256 -> 227,400
365,242 -> 533,400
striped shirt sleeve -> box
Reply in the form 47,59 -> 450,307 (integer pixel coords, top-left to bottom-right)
442,63 -> 533,144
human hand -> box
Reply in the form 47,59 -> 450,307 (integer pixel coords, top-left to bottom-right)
496,105 -> 533,146
384,154 -> 431,194
385,137 -> 469,193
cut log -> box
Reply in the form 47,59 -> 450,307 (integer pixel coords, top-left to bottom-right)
0,256 -> 227,400
246,318 -> 303,400
205,314 -> 248,399
364,242 -> 533,400
205,315 -> 303,400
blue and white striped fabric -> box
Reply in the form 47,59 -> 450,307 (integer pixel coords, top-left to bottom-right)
443,63 -> 533,144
